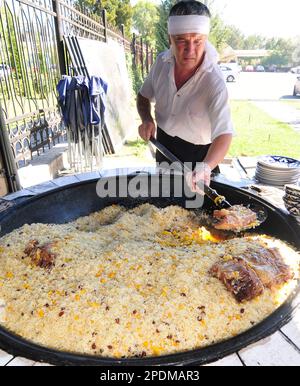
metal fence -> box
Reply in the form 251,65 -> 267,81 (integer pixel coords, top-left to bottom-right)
0,0 -> 153,174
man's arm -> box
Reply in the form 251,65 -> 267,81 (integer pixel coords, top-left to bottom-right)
188,134 -> 233,194
203,134 -> 233,170
137,93 -> 156,141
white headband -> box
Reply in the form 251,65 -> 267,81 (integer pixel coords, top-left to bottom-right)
168,15 -> 210,35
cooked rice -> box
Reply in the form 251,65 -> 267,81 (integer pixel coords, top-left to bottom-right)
0,204 -> 299,358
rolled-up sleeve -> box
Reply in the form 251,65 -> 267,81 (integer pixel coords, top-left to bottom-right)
139,63 -> 156,102
208,87 -> 235,142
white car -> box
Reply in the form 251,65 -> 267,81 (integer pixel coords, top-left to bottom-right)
293,76 -> 300,96
0,64 -> 11,80
219,65 -> 238,82
256,65 -> 265,72
291,66 -> 300,74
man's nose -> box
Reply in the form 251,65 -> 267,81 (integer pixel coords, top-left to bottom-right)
184,42 -> 195,53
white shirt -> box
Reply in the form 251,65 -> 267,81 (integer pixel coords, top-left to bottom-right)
139,47 -> 234,145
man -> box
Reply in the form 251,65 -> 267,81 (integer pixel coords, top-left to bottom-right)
137,1 -> 234,193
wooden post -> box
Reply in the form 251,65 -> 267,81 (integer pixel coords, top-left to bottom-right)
52,0 -> 66,76
121,24 -> 125,47
102,9 -> 107,42
140,37 -> 144,78
146,42 -> 149,74
132,33 -> 136,68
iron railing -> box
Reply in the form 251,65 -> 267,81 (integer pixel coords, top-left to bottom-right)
0,0 -> 154,177
0,0 -> 64,168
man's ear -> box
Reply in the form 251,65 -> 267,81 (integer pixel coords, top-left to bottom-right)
168,35 -> 171,46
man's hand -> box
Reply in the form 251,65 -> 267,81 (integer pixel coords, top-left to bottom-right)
186,162 -> 212,195
138,120 -> 156,141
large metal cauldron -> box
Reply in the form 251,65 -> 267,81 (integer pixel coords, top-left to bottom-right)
0,172 -> 299,366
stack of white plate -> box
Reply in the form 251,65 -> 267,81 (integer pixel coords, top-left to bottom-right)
283,184 -> 300,217
255,156 -> 300,186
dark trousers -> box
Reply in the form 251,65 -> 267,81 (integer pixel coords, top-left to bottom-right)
155,127 -> 220,173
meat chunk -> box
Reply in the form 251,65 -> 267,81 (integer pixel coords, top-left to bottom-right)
236,247 -> 294,288
24,239 -> 39,255
213,205 -> 258,231
210,244 -> 294,302
24,239 -> 56,270
210,260 -> 264,302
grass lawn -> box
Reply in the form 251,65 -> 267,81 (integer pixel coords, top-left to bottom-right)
125,139 -> 148,158
229,101 -> 300,159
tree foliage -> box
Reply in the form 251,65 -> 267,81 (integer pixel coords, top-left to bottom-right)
155,0 -> 176,54
209,14 -> 229,51
73,0 -> 299,68
132,1 -> 159,48
115,0 -> 132,36
74,0 -> 132,36
262,38 -> 295,66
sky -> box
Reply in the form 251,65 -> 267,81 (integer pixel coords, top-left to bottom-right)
130,0 -> 300,39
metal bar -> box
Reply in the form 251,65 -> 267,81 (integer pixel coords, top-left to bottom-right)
71,36 -> 89,78
31,9 -> 45,111
0,100 -> 21,192
44,17 -> 60,106
0,11 -> 9,115
102,9 -> 107,43
63,36 -> 81,75
52,0 -> 66,75
98,125 -> 102,168
91,124 -> 94,171
146,42 -> 149,74
59,15 -> 105,40
39,12 -> 58,109
20,6 -> 39,111
132,33 -> 136,68
102,123 -> 114,154
4,3 -> 24,116
140,37 -> 144,78
15,0 -> 56,17
59,0 -> 104,31
5,106 -> 58,124
121,24 -> 125,47
15,4 -> 37,113
65,35 -> 115,160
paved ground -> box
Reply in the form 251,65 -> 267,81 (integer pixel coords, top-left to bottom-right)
227,72 -> 300,136
226,72 -> 299,101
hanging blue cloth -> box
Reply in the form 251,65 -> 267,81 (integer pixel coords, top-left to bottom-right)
89,76 -> 108,126
56,76 -> 72,125
56,75 -> 108,141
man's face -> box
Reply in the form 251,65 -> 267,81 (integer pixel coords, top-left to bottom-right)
170,33 -> 207,70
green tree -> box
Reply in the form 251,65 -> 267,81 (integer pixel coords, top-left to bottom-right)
155,0 -> 176,54
262,37 -> 294,66
225,25 -> 245,50
132,1 -> 159,48
74,0 -> 132,36
243,35 -> 267,50
115,0 -> 132,37
209,14 -> 229,51
2,9 -> 22,79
